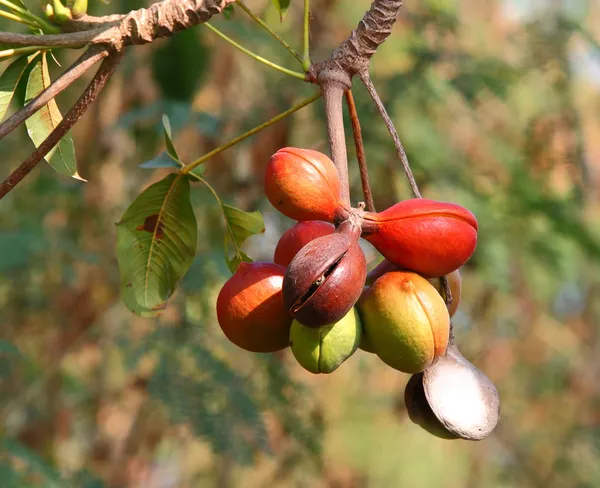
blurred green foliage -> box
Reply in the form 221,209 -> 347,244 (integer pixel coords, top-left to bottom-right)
0,0 -> 599,486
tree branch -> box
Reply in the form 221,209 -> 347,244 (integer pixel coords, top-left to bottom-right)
93,0 -> 238,49
0,0 -> 237,49
0,51 -> 122,200
0,28 -> 107,47
359,70 -> 421,198
0,45 -> 108,141
345,89 -> 375,212
308,0 -> 403,80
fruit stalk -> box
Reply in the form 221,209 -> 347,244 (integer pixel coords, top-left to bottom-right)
320,77 -> 351,206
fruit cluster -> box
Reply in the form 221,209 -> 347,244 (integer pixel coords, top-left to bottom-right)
216,147 -> 499,440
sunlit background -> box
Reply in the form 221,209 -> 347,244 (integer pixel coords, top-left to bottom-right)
1,0 -> 600,486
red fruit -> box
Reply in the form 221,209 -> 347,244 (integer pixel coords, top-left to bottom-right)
265,147 -> 349,222
362,199 -> 478,278
274,221 -> 335,267
216,262 -> 292,353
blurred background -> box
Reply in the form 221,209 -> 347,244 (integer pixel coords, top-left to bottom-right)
1,0 -> 600,486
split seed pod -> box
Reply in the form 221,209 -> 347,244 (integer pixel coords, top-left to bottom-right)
283,220 -> 367,327
421,337 -> 500,440
362,199 -> 478,278
404,373 -> 459,440
405,336 -> 500,441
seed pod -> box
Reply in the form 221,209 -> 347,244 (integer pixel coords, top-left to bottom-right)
420,337 -> 500,441
290,307 -> 362,374
265,147 -> 349,222
357,271 -> 450,373
283,220 -> 367,327
404,373 -> 459,440
274,221 -> 335,267
216,262 -> 292,353
362,199 -> 478,278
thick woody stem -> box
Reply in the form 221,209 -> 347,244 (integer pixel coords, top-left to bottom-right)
321,0 -> 403,76
0,52 -> 122,200
345,89 -> 375,212
359,70 -> 421,198
0,45 -> 108,141
0,0 -> 237,48
320,75 -> 351,206
94,0 -> 238,49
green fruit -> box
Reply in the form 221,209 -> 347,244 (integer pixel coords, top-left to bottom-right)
290,307 -> 362,374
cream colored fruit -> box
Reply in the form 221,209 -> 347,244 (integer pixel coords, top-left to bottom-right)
290,307 -> 362,374
358,271 -> 450,374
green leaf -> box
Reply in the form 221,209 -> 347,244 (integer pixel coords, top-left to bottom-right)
222,204 -> 265,245
116,173 -> 198,317
222,4 -> 234,20
138,151 -> 180,169
222,204 -> 264,272
24,53 -> 82,180
0,56 -> 30,121
272,0 -> 291,21
162,113 -> 179,160
225,249 -> 252,274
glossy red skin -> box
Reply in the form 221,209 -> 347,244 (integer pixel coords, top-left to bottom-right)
216,262 -> 292,353
363,199 -> 478,278
265,147 -> 346,222
274,221 -> 336,267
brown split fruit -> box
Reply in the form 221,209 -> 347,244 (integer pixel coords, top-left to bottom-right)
283,220 -> 366,328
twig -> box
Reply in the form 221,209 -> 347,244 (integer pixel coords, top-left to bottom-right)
0,50 -> 122,200
236,0 -> 302,64
320,78 -> 351,206
0,45 -> 45,59
0,9 -> 41,29
181,92 -> 321,173
204,22 -> 306,80
0,28 -> 106,47
302,0 -> 311,71
358,70 -> 421,198
0,0 -> 59,33
345,89 -> 374,212
0,45 -> 108,141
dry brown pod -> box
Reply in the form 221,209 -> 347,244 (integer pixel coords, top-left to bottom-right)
282,220 -> 366,327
